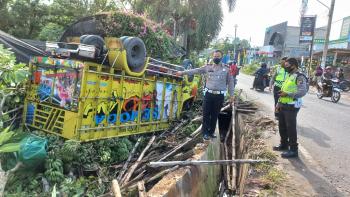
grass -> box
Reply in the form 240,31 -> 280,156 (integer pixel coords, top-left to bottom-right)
263,168 -> 286,188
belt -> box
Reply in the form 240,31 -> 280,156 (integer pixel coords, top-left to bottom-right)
205,88 -> 225,95
281,104 -> 296,110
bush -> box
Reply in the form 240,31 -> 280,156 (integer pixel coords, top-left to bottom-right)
241,64 -> 259,75
38,23 -> 64,41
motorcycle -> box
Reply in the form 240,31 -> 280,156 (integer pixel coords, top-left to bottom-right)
316,78 -> 341,103
253,73 -> 270,91
339,79 -> 350,92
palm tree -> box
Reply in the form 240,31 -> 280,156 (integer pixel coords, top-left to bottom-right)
226,0 -> 237,12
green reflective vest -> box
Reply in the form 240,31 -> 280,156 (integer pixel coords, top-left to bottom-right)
279,73 -> 297,104
274,66 -> 286,88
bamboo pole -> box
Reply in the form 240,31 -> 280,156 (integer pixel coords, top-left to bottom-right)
122,166 -> 180,191
117,137 -> 142,181
224,121 -> 233,190
137,181 -> 146,197
232,89 -> 242,189
111,179 -> 122,197
149,159 -> 269,167
121,135 -> 156,185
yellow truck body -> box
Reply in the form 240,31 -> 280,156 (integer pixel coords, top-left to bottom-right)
23,56 -> 200,141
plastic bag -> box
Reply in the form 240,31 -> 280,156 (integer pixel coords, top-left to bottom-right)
19,135 -> 48,166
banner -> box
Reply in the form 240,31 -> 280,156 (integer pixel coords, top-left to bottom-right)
299,16 -> 316,43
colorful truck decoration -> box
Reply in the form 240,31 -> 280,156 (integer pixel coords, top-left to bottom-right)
23,36 -> 200,141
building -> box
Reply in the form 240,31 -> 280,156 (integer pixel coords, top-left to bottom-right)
340,16 -> 350,39
312,16 -> 350,67
261,21 -> 326,65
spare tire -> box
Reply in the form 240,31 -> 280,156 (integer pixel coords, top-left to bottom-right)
122,37 -> 147,72
81,35 -> 105,57
80,35 -> 89,43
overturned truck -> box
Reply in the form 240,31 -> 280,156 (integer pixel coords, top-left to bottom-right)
23,25 -> 200,141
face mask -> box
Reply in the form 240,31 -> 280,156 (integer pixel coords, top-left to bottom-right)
285,66 -> 293,73
213,57 -> 222,64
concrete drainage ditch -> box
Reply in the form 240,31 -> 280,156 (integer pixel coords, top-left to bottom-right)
147,100 -> 276,197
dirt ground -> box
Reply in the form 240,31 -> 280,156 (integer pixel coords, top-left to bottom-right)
243,106 -> 344,197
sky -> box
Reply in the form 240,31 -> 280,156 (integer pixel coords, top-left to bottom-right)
218,0 -> 350,47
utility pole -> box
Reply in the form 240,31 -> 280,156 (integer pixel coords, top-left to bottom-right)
233,24 -> 238,61
320,0 -> 335,68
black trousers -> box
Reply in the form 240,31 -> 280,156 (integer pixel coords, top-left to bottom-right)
273,86 -> 281,117
202,92 -> 224,136
278,105 -> 300,151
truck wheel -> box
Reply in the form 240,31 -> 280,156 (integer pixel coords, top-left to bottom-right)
123,37 -> 147,72
80,35 -> 89,43
81,35 -> 105,57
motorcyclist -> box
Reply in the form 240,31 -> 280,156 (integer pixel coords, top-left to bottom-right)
336,67 -> 345,81
251,62 -> 269,90
319,66 -> 335,93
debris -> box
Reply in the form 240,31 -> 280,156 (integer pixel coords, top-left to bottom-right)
120,135 -> 156,186
117,137 -> 142,181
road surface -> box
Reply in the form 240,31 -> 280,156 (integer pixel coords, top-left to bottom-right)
236,73 -> 350,196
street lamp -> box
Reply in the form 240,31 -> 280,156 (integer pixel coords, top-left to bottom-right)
233,24 -> 238,61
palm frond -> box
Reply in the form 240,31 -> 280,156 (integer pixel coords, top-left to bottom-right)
226,0 -> 236,12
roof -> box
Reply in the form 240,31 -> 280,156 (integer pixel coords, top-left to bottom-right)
313,48 -> 350,56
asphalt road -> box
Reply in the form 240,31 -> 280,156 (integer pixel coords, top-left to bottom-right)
236,73 -> 350,196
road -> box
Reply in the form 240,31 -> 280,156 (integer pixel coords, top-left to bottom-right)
236,73 -> 350,196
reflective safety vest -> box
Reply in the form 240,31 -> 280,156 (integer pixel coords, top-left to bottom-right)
279,73 -> 297,104
274,66 -> 286,88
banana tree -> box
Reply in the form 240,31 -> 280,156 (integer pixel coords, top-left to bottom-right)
0,127 -> 24,197
0,44 -> 28,197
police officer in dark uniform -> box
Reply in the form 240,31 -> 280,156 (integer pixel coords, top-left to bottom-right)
177,50 -> 235,140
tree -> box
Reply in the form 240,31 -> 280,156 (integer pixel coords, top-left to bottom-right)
38,23 -> 64,41
0,0 -> 49,39
47,0 -> 119,28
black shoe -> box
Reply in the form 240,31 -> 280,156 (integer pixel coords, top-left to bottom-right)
281,150 -> 298,158
203,134 -> 210,141
210,134 -> 217,138
272,144 -> 288,151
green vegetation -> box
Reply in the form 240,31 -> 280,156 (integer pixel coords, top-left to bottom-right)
241,64 -> 259,75
4,132 -> 135,196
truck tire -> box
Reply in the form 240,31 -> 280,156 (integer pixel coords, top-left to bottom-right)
123,37 -> 146,72
80,35 -> 89,43
81,35 -> 105,57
